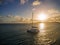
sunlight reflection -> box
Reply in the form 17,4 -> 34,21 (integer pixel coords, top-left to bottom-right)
34,23 -> 52,45
39,23 -> 45,33
40,23 -> 45,29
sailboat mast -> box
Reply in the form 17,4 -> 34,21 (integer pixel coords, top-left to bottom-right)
32,12 -> 33,27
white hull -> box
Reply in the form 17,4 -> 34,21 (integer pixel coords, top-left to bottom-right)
27,27 -> 39,33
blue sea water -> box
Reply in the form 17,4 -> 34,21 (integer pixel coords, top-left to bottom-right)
0,22 -> 60,45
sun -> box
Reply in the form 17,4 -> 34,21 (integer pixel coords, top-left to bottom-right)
37,13 -> 47,21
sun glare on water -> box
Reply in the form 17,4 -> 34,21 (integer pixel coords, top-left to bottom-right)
39,23 -> 45,32
39,23 -> 46,35
37,13 -> 47,21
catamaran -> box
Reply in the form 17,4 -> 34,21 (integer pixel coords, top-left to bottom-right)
27,12 -> 39,33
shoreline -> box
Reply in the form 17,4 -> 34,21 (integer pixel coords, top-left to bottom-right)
0,22 -> 60,24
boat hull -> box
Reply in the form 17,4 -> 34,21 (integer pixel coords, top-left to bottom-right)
27,29 -> 39,33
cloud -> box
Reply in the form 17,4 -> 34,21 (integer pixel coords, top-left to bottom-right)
14,15 -> 21,20
20,0 -> 28,5
0,15 -> 26,23
47,9 -> 60,19
0,15 -> 32,23
32,0 -> 41,6
48,9 -> 59,14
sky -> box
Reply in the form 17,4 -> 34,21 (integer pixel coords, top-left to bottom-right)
0,0 -> 60,23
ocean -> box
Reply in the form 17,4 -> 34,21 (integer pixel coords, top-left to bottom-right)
0,22 -> 60,45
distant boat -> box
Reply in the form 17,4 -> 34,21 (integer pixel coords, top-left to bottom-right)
27,12 -> 39,33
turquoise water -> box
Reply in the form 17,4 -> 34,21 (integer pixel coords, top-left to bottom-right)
0,22 -> 60,45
